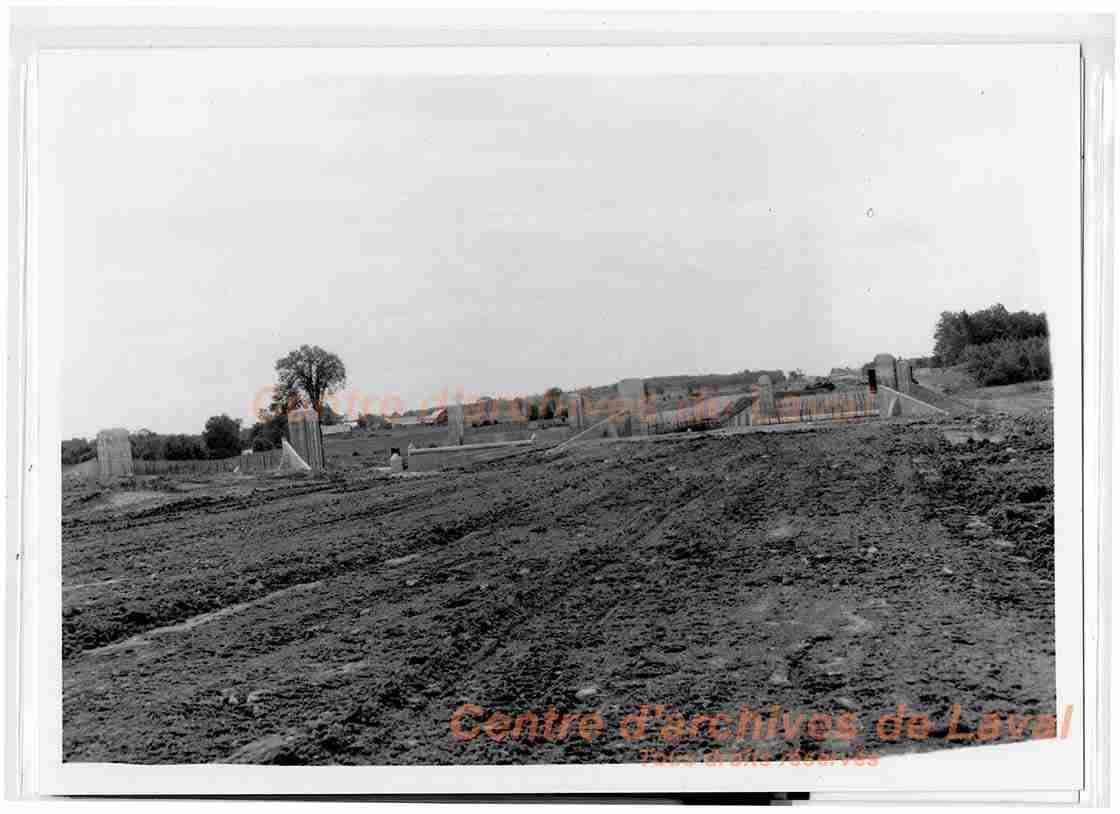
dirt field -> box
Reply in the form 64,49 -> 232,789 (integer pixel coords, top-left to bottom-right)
62,409 -> 1055,765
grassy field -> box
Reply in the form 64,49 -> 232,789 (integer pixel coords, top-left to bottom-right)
914,366 -> 1053,417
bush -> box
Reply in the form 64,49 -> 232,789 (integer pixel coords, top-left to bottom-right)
960,336 -> 1051,387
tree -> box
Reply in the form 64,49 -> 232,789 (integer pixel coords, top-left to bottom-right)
961,336 -> 1051,386
528,403 -> 540,422
933,304 -> 1048,366
274,345 -> 347,415
129,429 -> 163,461
202,414 -> 242,459
246,409 -> 288,451
164,434 -> 207,460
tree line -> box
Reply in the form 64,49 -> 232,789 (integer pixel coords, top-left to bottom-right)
932,303 -> 1050,386
62,345 -> 348,464
61,415 -> 247,466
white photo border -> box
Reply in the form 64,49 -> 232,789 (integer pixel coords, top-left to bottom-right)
5,9 -> 1112,805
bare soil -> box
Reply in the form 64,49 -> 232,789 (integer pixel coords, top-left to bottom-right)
62,410 -> 1055,765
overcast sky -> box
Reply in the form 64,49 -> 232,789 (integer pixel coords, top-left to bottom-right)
39,46 -> 1079,437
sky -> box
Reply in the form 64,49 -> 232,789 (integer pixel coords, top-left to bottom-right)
38,46 -> 1080,437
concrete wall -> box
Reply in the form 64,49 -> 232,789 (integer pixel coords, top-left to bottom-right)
407,437 -> 535,472
544,412 -> 631,456
649,392 -> 751,433
458,425 -> 572,446
878,385 -> 947,417
751,387 -> 877,426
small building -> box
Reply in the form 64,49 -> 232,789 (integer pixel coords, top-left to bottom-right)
419,408 -> 448,426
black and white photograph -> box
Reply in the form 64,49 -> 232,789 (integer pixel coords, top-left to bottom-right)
6,8 -> 1113,805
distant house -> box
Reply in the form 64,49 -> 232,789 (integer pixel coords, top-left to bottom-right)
466,397 -> 499,426
390,415 -> 423,428
419,408 -> 448,426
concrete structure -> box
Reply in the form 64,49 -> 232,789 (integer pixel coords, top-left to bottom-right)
617,378 -> 648,435
95,428 -> 133,478
447,404 -> 465,446
545,412 -> 629,456
879,385 -> 947,417
389,452 -> 403,473
874,353 -> 897,389
618,378 -> 645,412
753,375 -> 777,422
276,438 -> 312,472
408,436 -> 535,472
287,408 -> 325,472
895,359 -> 914,395
390,415 -> 423,428
646,392 -> 750,433
873,354 -> 897,416
724,399 -> 754,429
567,392 -> 586,431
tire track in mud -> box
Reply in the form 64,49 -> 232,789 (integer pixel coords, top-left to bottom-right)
83,580 -> 327,657
65,462 -> 592,659
398,440 -> 793,764
62,480 -> 345,533
63,416 -> 1056,764
257,455 -> 717,764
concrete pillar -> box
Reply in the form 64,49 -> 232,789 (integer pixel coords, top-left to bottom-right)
896,359 -> 913,394
567,392 -> 586,431
96,428 -> 133,478
874,353 -> 897,390
756,374 -> 776,422
288,408 -> 325,472
447,404 -> 464,446
617,378 -> 647,435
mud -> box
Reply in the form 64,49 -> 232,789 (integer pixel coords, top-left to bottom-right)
62,411 -> 1054,765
